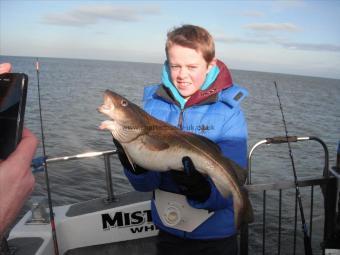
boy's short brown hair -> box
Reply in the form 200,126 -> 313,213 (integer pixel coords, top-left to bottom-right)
165,24 -> 215,64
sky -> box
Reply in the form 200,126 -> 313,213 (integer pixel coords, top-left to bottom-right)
1,0 -> 340,79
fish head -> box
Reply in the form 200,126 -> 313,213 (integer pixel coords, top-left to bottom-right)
98,90 -> 146,142
98,90 -> 123,119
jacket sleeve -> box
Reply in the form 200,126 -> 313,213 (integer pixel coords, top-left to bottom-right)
188,106 -> 248,210
124,168 -> 161,192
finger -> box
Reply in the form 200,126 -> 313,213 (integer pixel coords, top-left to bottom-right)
0,63 -> 12,74
7,128 -> 38,167
182,156 -> 195,175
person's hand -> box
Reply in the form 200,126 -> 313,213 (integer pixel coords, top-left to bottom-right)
112,137 -> 148,175
0,128 -> 38,236
171,157 -> 211,202
0,63 -> 12,74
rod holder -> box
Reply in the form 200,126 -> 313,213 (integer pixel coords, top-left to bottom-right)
103,154 -> 116,203
26,196 -> 49,224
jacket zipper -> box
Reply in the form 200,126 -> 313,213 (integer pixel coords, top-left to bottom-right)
178,109 -> 184,130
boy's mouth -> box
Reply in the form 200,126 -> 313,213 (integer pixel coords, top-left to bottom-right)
177,81 -> 191,89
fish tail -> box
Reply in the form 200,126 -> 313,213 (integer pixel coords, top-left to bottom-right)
241,187 -> 254,224
234,187 -> 254,229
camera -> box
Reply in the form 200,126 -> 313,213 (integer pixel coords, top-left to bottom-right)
0,73 -> 28,159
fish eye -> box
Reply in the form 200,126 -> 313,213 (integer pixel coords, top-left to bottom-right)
121,100 -> 128,107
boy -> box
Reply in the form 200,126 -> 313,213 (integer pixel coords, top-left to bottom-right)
114,24 -> 248,255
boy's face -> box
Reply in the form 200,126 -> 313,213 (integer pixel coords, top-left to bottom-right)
167,44 -> 216,99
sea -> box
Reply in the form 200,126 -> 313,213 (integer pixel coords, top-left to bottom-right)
1,55 -> 340,254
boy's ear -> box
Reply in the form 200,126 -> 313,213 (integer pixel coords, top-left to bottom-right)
207,58 -> 217,73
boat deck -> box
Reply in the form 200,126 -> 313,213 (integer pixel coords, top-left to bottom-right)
7,175 -> 337,255
5,136 -> 340,255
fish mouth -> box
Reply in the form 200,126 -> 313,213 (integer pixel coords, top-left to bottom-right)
98,102 -> 116,131
97,103 -> 111,114
98,92 -> 115,116
98,93 -> 116,130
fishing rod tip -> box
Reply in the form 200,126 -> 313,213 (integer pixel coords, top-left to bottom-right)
35,60 -> 40,71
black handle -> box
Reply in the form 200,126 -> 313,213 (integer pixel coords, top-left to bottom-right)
266,136 -> 298,144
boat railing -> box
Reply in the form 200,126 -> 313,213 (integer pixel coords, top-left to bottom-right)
44,150 -> 118,203
240,136 -> 338,255
38,136 -> 338,255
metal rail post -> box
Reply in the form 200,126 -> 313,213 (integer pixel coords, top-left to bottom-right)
103,154 -> 116,203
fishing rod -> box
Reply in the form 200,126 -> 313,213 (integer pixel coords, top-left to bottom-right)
274,81 -> 313,255
36,59 -> 60,255
31,150 -> 116,173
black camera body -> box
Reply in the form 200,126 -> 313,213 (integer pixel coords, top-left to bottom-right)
0,73 -> 28,159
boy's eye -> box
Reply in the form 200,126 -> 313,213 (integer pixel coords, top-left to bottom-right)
170,65 -> 180,70
188,66 -> 197,70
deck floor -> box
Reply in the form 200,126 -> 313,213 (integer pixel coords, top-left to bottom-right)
65,236 -> 158,255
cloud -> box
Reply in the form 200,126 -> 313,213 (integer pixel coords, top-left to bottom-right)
271,0 -> 306,12
244,23 -> 299,32
215,35 -> 266,44
215,33 -> 340,53
242,11 -> 264,17
42,4 -> 160,27
279,42 -> 340,52
238,22 -> 339,52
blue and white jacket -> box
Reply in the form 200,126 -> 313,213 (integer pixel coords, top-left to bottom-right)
124,59 -> 248,239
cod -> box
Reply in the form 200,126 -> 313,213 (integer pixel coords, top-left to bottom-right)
98,90 -> 253,229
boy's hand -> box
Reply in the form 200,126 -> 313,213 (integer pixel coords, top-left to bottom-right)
171,157 -> 211,202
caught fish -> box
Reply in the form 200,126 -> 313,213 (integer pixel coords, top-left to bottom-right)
98,90 -> 253,228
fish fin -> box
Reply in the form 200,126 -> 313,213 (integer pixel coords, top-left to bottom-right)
221,157 -> 248,185
141,135 -> 170,151
117,144 -> 137,172
124,150 -> 137,172
194,134 -> 221,153
184,132 -> 221,154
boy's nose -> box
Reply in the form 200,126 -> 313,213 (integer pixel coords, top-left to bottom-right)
178,67 -> 188,78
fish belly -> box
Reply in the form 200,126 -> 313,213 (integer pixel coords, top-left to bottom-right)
124,140 -> 236,199
123,141 -> 184,171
